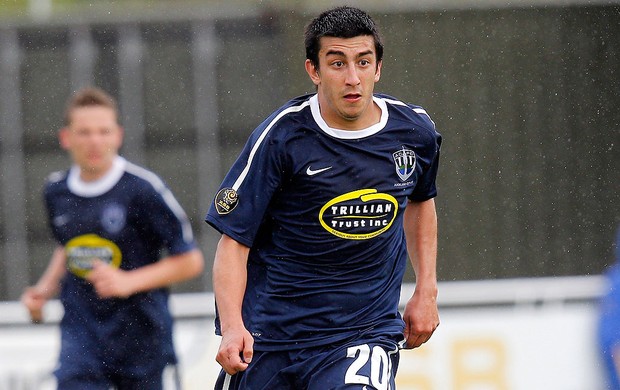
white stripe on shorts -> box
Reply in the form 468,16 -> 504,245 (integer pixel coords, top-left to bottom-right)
222,373 -> 232,390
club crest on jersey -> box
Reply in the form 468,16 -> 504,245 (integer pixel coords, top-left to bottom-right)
393,147 -> 416,182
215,187 -> 239,215
101,203 -> 126,234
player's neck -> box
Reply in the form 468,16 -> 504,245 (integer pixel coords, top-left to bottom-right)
79,169 -> 110,182
78,161 -> 116,182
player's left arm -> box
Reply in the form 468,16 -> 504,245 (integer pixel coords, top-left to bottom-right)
614,344 -> 620,383
88,248 -> 204,299
402,198 -> 440,349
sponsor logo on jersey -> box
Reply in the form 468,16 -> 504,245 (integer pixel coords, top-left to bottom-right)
65,234 -> 122,278
101,203 -> 126,234
214,187 -> 239,215
393,147 -> 416,181
319,189 -> 398,240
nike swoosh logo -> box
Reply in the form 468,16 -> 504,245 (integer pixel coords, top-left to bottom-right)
306,166 -> 332,176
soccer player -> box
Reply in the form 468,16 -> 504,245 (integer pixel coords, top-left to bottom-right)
206,6 -> 441,389
21,87 -> 205,390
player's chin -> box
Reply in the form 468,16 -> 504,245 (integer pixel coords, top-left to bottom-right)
339,109 -> 363,122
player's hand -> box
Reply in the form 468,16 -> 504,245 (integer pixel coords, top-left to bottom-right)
216,326 -> 254,375
21,286 -> 48,323
87,259 -> 134,299
402,287 -> 439,349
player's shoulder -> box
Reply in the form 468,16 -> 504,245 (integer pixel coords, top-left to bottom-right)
45,170 -> 68,184
277,93 -> 314,113
42,170 -> 70,204
267,94 -> 313,125
122,160 -> 167,194
251,94 -> 314,141
44,170 -> 69,193
376,93 -> 436,130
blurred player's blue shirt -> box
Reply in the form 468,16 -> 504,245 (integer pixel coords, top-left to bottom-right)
45,156 -> 196,378
206,93 -> 441,351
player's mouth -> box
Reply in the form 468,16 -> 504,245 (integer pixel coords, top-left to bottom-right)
85,152 -> 108,165
343,93 -> 362,103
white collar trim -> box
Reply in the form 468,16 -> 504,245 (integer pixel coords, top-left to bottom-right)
67,156 -> 126,197
310,94 -> 388,139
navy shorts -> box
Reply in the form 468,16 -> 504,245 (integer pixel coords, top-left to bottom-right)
215,336 -> 401,390
54,337 -> 172,390
55,325 -> 176,390
56,371 -> 164,390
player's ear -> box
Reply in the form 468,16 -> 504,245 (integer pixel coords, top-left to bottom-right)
58,127 -> 71,150
108,124 -> 124,154
116,125 -> 124,146
305,59 -> 320,86
374,60 -> 382,83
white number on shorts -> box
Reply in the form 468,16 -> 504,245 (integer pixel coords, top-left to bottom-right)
370,346 -> 389,390
345,344 -> 391,390
345,344 -> 370,385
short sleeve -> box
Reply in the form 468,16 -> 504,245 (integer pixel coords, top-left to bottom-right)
205,118 -> 287,247
137,181 -> 196,256
409,119 -> 442,202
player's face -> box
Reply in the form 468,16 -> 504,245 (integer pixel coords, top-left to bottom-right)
60,105 -> 123,181
305,35 -> 382,130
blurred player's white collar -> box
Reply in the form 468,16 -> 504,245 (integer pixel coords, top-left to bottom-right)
67,156 -> 126,197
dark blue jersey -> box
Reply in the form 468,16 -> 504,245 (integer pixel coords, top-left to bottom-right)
45,156 -> 196,376
206,93 -> 441,351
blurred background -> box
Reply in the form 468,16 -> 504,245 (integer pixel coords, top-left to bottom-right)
0,0 -> 618,389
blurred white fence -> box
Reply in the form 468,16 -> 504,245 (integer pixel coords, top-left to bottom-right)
0,276 -> 608,390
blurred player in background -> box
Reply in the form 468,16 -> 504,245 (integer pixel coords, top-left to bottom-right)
598,226 -> 620,390
206,6 -> 441,389
21,87 -> 205,390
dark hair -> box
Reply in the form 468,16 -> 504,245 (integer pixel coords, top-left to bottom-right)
304,6 -> 384,68
64,87 -> 118,126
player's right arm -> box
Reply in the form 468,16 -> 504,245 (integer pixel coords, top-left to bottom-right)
21,246 -> 67,323
213,234 -> 254,374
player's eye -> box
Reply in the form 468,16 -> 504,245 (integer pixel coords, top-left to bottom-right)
332,61 -> 344,68
359,59 -> 371,66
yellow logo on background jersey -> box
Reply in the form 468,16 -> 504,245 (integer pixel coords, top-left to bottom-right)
319,189 -> 398,240
65,234 -> 122,278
